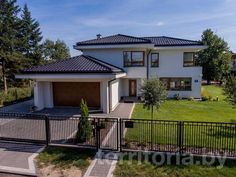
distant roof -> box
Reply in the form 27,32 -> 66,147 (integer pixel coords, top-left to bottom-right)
21,55 -> 124,74
76,34 -> 203,47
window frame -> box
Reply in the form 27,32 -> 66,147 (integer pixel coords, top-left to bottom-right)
160,77 -> 192,91
151,53 -> 159,67
183,52 -> 197,67
123,51 -> 145,67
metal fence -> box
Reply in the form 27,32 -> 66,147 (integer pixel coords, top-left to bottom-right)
120,119 -> 236,157
0,112 -> 236,157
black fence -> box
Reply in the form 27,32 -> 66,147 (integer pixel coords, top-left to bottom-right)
0,112 -> 235,157
120,119 -> 236,157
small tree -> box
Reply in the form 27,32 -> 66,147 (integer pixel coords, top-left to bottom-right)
76,99 -> 92,143
224,76 -> 236,106
141,78 -> 167,119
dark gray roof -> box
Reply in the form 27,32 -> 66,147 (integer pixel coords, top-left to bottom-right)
21,55 -> 124,74
76,34 -> 151,46
76,34 -> 203,47
143,36 -> 203,46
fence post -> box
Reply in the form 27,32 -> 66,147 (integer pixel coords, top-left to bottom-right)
119,118 -> 122,152
95,118 -> 100,151
45,115 -> 50,146
178,121 -> 183,154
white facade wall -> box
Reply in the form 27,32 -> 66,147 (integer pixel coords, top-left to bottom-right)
83,49 -> 147,78
34,81 -> 53,110
149,49 -> 202,98
110,79 -> 120,111
83,48 -> 202,98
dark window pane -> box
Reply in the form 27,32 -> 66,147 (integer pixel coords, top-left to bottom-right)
160,78 -> 192,91
124,52 -> 131,66
184,52 -> 195,66
132,52 -> 144,66
151,53 -> 159,67
123,51 -> 144,67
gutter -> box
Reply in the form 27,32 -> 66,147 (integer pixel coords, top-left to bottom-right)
146,49 -> 152,80
108,78 -> 116,113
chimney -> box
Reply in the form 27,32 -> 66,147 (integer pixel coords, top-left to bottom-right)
96,34 -> 101,39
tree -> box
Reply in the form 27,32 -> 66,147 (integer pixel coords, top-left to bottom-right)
224,76 -> 236,106
140,78 -> 167,119
0,0 -> 21,92
19,4 -> 43,67
42,39 -> 70,63
198,29 -> 232,84
76,99 -> 92,143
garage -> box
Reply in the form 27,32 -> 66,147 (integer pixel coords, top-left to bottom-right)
53,82 -> 100,108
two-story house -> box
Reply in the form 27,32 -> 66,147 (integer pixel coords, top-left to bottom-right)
16,34 -> 207,113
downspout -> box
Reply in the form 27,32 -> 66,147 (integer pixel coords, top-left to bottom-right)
146,49 -> 152,80
108,78 -> 116,113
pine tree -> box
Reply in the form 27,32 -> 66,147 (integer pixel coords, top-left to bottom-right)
0,0 -> 21,92
19,4 -> 43,67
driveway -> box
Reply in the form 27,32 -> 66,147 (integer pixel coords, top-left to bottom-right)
0,100 -> 34,113
0,141 -> 44,176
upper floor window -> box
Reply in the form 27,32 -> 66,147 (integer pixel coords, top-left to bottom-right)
151,53 -> 159,67
123,51 -> 144,67
183,52 -> 197,67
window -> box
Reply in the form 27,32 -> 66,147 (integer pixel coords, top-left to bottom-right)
160,78 -> 192,91
123,51 -> 144,67
151,53 -> 159,67
183,52 -> 197,67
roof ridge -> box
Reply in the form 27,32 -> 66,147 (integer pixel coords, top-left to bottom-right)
143,36 -> 201,43
116,34 -> 151,42
83,55 -> 123,72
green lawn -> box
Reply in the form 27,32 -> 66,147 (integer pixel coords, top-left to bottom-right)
132,85 -> 236,122
114,160 -> 236,177
37,147 -> 95,171
124,85 -> 236,150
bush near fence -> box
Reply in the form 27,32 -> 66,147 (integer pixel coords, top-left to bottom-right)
0,87 -> 33,106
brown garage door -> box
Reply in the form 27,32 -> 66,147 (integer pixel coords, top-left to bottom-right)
53,82 -> 100,108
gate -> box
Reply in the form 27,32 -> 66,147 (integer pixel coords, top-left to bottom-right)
0,112 -> 47,144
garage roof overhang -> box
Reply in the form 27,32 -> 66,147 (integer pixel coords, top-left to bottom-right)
15,72 -> 126,81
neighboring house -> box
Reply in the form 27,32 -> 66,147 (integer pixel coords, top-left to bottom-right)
16,34 -> 206,113
231,51 -> 236,71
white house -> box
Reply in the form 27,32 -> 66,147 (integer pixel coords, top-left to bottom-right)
16,34 -> 207,113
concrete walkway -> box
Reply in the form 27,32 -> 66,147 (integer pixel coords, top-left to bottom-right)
84,103 -> 135,177
0,141 -> 44,176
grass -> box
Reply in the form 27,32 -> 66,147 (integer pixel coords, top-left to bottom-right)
37,147 -> 95,171
124,85 -> 236,150
132,85 -> 236,122
114,159 -> 236,177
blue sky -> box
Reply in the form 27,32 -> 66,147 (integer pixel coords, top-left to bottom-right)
18,0 -> 236,56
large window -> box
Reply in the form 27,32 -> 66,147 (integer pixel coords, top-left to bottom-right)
160,78 -> 192,91
151,53 -> 159,67
183,52 -> 197,67
123,51 -> 144,67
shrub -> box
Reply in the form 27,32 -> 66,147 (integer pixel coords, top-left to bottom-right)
188,97 -> 194,101
202,96 -> 209,101
0,87 -> 33,105
76,99 -> 92,143
174,94 -> 181,100
208,95 -> 213,101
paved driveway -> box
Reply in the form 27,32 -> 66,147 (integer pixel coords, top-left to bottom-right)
0,141 -> 44,176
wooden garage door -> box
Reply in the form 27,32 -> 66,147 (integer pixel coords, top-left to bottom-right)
53,82 -> 100,107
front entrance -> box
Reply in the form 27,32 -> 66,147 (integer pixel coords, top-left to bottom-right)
129,80 -> 137,97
